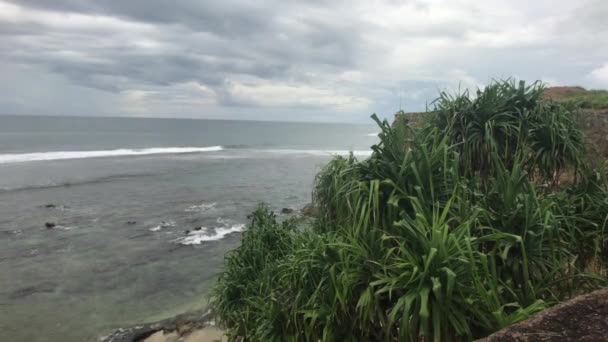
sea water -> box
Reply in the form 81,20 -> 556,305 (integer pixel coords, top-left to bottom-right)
0,115 -> 378,342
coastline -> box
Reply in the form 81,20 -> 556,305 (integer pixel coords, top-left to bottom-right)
101,308 -> 225,342
100,206 -> 316,342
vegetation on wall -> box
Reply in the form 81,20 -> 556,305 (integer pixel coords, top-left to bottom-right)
211,80 -> 608,341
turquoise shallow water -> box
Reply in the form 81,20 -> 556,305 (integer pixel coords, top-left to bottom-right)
0,115 -> 377,342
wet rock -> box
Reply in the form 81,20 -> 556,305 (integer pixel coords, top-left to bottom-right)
126,221 -> 137,225
45,222 -> 56,229
44,204 -> 56,208
193,227 -> 203,231
281,208 -> 294,214
184,230 -> 190,235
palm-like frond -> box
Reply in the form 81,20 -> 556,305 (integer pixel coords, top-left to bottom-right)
212,80 -> 608,341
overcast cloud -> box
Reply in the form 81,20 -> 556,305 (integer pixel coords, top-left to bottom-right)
0,0 -> 607,122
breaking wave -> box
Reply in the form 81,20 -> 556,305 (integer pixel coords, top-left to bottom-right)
0,146 -> 224,164
176,218 -> 245,245
149,220 -> 176,232
184,202 -> 217,213
0,145 -> 378,165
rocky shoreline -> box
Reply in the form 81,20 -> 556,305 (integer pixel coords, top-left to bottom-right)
101,204 -> 318,342
101,309 -> 224,342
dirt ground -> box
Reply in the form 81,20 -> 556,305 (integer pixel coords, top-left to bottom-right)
143,326 -> 226,342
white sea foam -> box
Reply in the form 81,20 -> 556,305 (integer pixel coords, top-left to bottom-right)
176,219 -> 245,245
0,146 -> 373,164
0,146 -> 224,164
184,202 -> 217,212
149,220 -> 175,232
366,132 -> 379,136
55,225 -> 77,230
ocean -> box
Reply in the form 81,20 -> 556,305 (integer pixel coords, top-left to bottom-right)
0,115 -> 378,342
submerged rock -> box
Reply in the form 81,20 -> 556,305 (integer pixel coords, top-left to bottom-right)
193,227 -> 203,231
126,221 -> 137,225
44,222 -> 56,229
9,281 -> 57,299
281,208 -> 294,214
44,204 -> 56,208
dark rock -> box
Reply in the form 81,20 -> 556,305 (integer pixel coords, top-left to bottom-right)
478,289 -> 608,342
9,282 -> 57,299
44,204 -> 56,208
184,230 -> 190,235
301,203 -> 318,217
44,222 -> 56,229
281,208 -> 294,214
126,221 -> 137,225
193,226 -> 203,231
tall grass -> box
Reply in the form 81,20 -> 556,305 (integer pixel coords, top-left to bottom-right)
212,80 -> 608,341
554,89 -> 608,110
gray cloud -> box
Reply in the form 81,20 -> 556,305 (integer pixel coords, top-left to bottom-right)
0,0 -> 607,122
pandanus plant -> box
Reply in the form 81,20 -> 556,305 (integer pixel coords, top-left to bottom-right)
212,80 -> 608,342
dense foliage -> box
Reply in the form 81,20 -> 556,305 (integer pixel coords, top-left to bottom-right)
554,89 -> 608,110
212,80 -> 608,341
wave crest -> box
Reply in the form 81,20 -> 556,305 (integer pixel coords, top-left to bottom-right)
177,220 -> 245,245
184,202 -> 217,212
0,146 -> 224,164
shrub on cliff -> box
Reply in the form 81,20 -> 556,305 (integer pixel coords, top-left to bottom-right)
212,80 -> 608,341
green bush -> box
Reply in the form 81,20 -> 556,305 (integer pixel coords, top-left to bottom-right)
558,89 -> 608,110
212,80 -> 608,341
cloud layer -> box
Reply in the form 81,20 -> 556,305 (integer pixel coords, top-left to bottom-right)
1,0 -> 607,122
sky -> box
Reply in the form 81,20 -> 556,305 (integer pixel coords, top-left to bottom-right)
0,0 -> 607,123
